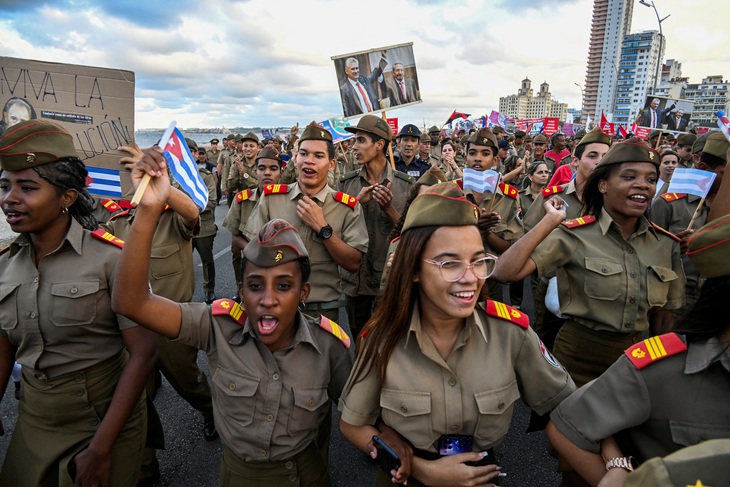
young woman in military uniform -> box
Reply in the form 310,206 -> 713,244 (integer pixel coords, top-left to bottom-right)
111,147 -> 353,487
0,120 -> 157,486
545,213 -> 730,486
492,142 -> 686,388
339,182 -> 575,487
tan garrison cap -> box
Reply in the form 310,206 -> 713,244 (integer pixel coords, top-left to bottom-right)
415,166 -> 448,187
676,133 -> 696,148
468,128 -> 498,149
299,122 -> 333,143
255,147 -> 282,163
243,219 -> 309,267
0,119 -> 79,171
345,115 -> 393,142
576,127 -> 611,149
241,132 -> 259,144
702,132 -> 728,161
428,125 -> 440,133
185,138 -> 198,152
533,134 -> 548,144
420,133 -> 431,143
692,132 -> 710,154
402,182 -> 479,232
686,214 -> 730,278
598,142 -> 660,168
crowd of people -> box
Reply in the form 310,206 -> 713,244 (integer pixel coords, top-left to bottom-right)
0,116 -> 728,487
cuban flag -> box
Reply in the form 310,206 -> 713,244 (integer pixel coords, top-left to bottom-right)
463,168 -> 499,194
162,127 -> 209,210
86,166 -> 123,198
717,110 -> 730,141
319,119 -> 353,144
667,168 -> 717,199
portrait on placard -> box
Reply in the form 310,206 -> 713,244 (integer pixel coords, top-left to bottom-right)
0,97 -> 37,136
637,95 -> 695,133
332,42 -> 422,120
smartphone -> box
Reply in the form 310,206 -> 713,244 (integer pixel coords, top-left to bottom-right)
372,435 -> 401,474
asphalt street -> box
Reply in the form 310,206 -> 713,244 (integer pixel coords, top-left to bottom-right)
0,201 -> 562,486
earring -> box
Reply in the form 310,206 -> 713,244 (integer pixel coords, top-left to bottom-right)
61,206 -> 68,214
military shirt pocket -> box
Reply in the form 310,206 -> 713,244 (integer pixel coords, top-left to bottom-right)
669,420 -> 730,447
288,385 -> 329,436
213,366 -> 258,427
380,389 -> 433,449
50,280 -> 100,326
150,242 -> 184,280
584,257 -> 623,300
647,265 -> 678,307
0,284 -> 20,330
474,381 -> 520,443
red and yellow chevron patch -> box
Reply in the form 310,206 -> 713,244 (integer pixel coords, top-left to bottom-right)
625,333 -> 686,369
319,316 -> 351,348
236,189 -> 252,202
212,299 -> 247,326
91,229 -> 125,249
101,199 -> 121,212
541,185 -> 565,198
264,184 -> 288,195
334,191 -> 357,208
561,215 -> 597,229
499,182 -> 518,199
485,299 -> 529,329
660,193 -> 686,202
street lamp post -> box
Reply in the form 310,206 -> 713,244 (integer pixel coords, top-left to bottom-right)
574,83 -> 584,123
639,0 -> 670,95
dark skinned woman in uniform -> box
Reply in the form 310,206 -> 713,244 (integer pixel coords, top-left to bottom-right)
492,142 -> 685,388
339,182 -> 575,487
111,147 -> 352,487
0,120 -> 157,486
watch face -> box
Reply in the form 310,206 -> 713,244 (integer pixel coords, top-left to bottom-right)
319,225 -> 333,239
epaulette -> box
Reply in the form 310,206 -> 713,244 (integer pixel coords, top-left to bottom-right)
319,316 -> 351,349
391,236 -> 401,243
118,200 -> 135,210
334,191 -> 358,208
561,215 -> 597,229
339,170 -> 359,181
108,209 -> 131,222
651,222 -> 681,242
235,189 -> 253,203
541,185 -> 565,198
453,178 -> 463,189
660,193 -> 687,203
499,182 -> 518,199
0,245 -> 10,256
100,199 -> 121,213
263,184 -> 290,195
91,229 -> 124,249
625,333 -> 687,369
211,299 -> 247,326
484,299 -> 529,329
394,171 -> 414,183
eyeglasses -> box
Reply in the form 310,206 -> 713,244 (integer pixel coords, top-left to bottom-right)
422,255 -> 498,282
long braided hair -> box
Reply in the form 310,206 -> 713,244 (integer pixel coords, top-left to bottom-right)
33,157 -> 98,230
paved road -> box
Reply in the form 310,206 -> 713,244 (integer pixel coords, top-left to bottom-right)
0,202 -> 561,486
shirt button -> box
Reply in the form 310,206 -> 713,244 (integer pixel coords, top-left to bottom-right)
33,277 -> 38,283
630,272 -> 637,278
229,383 -> 236,391
448,378 -> 457,386
266,414 -> 274,422
259,449 -> 267,457
627,248 -> 634,254
625,323 -> 631,328
71,287 -> 78,294
75,389 -> 85,396
601,267 -> 608,273
629,297 -> 636,304
74,374 -> 83,382
82,404 -> 92,410
29,312 -> 36,319
89,419 -> 99,426
498,401 -> 505,410
308,398 -> 315,407
273,373 -> 280,381
288,474 -> 297,482
400,404 -> 408,413
451,425 -> 459,430
285,461 -> 294,470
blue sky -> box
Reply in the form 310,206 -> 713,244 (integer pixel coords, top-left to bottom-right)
0,0 -> 725,129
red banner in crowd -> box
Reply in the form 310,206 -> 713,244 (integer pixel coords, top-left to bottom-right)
386,118 -> 398,136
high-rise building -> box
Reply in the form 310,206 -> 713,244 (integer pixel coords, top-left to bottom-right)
656,59 -> 687,100
613,30 -> 665,126
684,75 -> 730,127
499,78 -> 568,121
583,0 -> 634,123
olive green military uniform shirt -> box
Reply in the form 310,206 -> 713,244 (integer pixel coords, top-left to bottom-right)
339,303 -> 575,452
243,183 -> 369,303
463,184 -> 524,252
222,188 -> 260,237
196,167 -> 218,239
336,165 -> 413,296
103,208 -> 197,303
226,156 -> 258,192
530,209 -> 685,333
219,149 -> 238,189
176,302 -> 353,462
518,184 -> 541,220
551,334 -> 730,462
0,219 -> 136,379
523,179 -> 583,232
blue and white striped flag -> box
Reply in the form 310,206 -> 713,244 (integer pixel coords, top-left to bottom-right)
161,127 -> 209,210
463,168 -> 499,193
86,166 -> 123,198
666,168 -> 716,199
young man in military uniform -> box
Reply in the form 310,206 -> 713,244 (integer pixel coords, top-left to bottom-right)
223,147 -> 283,292
226,131 -> 260,195
337,115 -> 414,338
193,145 -> 219,304
530,133 -> 548,168
393,124 -> 431,178
220,134 -> 243,207
243,123 -> 368,323
418,132 -> 440,167
428,125 -> 442,158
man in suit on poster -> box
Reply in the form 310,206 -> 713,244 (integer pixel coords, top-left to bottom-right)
639,98 -> 677,128
339,51 -> 388,117
385,62 -> 419,107
666,109 -> 689,131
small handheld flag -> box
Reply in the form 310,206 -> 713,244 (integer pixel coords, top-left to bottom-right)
666,168 -> 717,199
717,110 -> 730,142
162,127 -> 210,210
463,168 -> 499,194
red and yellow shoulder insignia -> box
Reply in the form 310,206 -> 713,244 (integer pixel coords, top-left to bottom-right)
334,191 -> 358,208
660,192 -> 686,203
211,299 -> 247,326
499,182 -> 518,199
485,300 -> 529,329
319,316 -> 351,349
561,215 -> 597,229
452,178 -> 463,189
541,185 -> 565,198
161,204 -> 171,213
100,198 -> 121,213
263,184 -> 289,195
235,189 -> 252,203
651,223 -> 681,242
118,200 -> 135,210
625,333 -> 687,369
91,229 -> 124,249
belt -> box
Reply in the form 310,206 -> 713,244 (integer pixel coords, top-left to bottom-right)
302,299 -> 346,311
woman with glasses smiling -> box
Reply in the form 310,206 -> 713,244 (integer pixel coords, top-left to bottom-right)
338,182 -> 575,487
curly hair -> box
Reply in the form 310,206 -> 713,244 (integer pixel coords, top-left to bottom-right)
33,157 -> 98,230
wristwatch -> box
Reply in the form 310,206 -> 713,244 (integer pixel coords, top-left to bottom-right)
316,224 -> 333,240
605,456 -> 637,472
